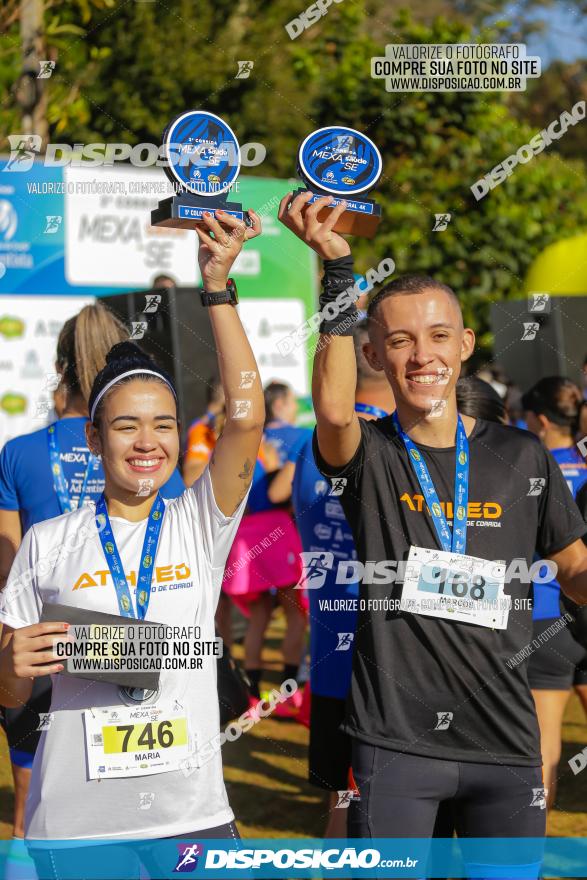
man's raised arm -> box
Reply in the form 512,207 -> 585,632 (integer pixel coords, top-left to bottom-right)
278,192 -> 361,468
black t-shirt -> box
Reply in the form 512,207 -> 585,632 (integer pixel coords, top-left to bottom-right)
313,417 -> 587,766
576,481 -> 587,539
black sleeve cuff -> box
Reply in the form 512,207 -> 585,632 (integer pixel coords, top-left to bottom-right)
311,421 -> 366,479
322,255 -> 355,291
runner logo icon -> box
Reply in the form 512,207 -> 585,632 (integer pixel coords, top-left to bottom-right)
521,322 -> 540,340
143,294 -> 162,313
432,213 -> 452,231
335,790 -> 355,809
296,551 -> 334,589
37,712 -> 54,731
174,844 -> 204,872
44,215 -> 62,234
530,788 -> 547,809
4,135 -> 42,171
434,711 -> 453,730
232,400 -> 252,419
236,60 -> 254,79
239,370 -> 257,389
37,60 -> 55,78
528,293 -> 550,313
336,632 -> 354,651
138,792 -> 155,810
130,321 -> 148,340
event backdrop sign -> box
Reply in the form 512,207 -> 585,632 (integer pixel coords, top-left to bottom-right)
0,160 -> 317,401
0,295 -> 93,446
0,163 -> 67,295
0,160 -> 316,297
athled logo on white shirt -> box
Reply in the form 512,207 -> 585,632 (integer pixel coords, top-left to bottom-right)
72,562 -> 191,591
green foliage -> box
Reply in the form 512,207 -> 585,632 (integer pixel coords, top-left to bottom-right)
1,1 -> 586,359
507,59 -> 587,161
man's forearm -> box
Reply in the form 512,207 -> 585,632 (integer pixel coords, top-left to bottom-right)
560,571 -> 587,605
552,539 -> 587,605
313,334 -> 357,427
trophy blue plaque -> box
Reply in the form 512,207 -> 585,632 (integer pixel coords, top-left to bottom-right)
293,126 -> 383,238
151,110 -> 251,229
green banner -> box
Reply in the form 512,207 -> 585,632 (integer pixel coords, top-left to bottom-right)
230,176 -> 319,398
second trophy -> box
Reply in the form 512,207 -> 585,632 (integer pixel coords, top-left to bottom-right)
292,126 -> 383,238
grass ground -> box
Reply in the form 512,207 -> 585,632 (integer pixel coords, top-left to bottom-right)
1,610 -> 586,839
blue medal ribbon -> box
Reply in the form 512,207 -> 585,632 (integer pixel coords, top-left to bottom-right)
47,423 -> 101,514
392,412 -> 469,555
354,402 -> 389,420
95,493 -> 166,619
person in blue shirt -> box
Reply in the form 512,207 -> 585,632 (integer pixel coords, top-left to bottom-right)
523,376 -> 587,809
0,302 -> 184,838
263,381 -> 312,466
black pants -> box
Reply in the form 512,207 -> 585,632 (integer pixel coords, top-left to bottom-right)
28,820 -> 240,880
350,742 -> 546,839
350,743 -> 545,877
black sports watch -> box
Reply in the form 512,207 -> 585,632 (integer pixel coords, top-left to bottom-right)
200,278 -> 238,307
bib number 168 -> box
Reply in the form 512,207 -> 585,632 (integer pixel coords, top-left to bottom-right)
425,566 -> 486,601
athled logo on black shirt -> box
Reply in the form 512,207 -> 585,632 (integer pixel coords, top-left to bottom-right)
400,494 -> 502,524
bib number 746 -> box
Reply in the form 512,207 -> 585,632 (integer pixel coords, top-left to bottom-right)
102,718 -> 187,754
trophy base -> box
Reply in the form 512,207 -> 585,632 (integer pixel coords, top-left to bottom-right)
292,188 -> 381,239
151,193 -> 251,230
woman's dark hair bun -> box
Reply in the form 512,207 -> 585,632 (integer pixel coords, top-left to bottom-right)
89,340 -> 177,423
105,340 -> 152,366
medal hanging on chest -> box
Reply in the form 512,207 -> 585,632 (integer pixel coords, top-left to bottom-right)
95,493 -> 166,701
118,685 -> 161,705
393,413 -> 510,629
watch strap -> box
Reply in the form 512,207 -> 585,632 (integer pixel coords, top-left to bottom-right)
200,289 -> 232,306
200,277 -> 238,307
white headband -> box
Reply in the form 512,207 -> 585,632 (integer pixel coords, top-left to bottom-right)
90,368 -> 177,422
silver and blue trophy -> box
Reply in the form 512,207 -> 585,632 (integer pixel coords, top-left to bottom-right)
151,110 -> 251,229
293,126 -> 383,238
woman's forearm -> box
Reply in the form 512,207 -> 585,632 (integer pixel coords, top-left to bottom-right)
207,304 -> 264,431
0,634 -> 33,708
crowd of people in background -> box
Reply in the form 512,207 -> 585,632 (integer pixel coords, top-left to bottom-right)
1,295 -> 587,842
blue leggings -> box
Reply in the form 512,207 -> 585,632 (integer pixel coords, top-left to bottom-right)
28,820 -> 241,880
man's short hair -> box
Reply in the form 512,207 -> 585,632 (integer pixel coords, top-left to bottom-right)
367,274 -> 460,323
352,318 -> 380,382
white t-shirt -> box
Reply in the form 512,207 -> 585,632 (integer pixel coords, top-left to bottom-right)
0,468 -> 248,840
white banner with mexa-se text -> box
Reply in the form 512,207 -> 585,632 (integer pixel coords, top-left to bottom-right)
64,167 -> 260,288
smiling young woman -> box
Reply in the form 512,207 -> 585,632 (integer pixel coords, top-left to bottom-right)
86,348 -> 183,520
0,209 -> 265,873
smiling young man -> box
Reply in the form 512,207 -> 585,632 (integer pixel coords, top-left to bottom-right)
278,191 -> 587,856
